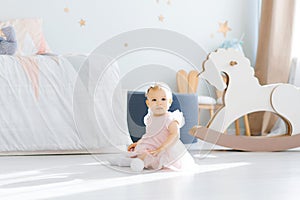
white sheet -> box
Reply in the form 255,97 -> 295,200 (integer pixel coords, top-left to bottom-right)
0,55 -> 131,153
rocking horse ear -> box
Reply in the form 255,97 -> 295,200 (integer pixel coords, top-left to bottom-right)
201,59 -> 227,91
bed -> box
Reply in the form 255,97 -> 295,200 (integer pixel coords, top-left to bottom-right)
0,54 -> 132,155
0,18 -> 132,154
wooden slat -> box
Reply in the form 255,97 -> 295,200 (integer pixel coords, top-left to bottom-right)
176,69 -> 188,93
188,70 -> 199,93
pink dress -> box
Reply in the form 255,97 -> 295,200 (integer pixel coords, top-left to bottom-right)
133,110 -> 194,170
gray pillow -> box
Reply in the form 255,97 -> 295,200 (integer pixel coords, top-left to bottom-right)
0,26 -> 17,55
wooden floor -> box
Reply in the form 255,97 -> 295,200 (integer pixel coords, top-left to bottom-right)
1,149 -> 300,200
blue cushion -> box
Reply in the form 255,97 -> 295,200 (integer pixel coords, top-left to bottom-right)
127,91 -> 198,144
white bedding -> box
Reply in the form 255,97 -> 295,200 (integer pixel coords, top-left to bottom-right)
0,55 -> 132,154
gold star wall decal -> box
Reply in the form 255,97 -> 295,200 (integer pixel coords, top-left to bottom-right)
218,21 -> 232,37
79,19 -> 86,27
158,14 -> 165,22
64,7 -> 69,13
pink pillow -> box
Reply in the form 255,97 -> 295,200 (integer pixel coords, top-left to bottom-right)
0,18 -> 51,55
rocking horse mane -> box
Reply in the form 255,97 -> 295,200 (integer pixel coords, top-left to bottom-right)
203,48 -> 259,86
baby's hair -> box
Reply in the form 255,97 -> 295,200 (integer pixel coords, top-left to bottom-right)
145,82 -> 173,100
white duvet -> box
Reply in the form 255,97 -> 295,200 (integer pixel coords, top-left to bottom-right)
0,55 -> 131,153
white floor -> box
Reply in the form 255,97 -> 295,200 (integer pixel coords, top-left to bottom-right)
1,150 -> 300,200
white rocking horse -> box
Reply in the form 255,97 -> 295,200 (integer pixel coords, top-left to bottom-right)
190,48 -> 300,151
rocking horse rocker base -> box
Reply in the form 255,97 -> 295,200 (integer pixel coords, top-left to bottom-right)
190,126 -> 300,152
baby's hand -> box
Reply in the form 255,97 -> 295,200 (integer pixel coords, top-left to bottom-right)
127,142 -> 137,152
149,147 -> 164,157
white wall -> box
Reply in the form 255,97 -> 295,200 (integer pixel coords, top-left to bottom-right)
0,0 -> 260,128
0,0 -> 260,91
0,0 -> 259,63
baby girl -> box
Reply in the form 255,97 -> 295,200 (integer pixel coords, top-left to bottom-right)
110,82 -> 194,172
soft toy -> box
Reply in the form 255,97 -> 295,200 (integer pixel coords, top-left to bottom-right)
0,26 -> 17,55
219,37 -> 245,55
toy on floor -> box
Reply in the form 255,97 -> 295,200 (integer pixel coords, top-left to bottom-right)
0,26 -> 17,55
190,48 -> 300,151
